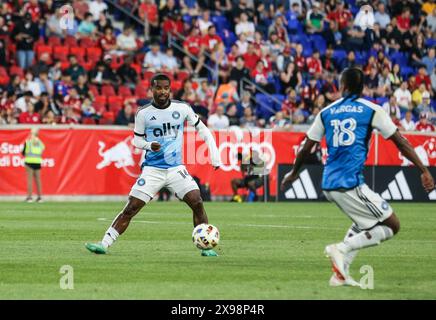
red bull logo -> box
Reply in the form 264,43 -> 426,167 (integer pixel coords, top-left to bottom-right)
96,137 -> 144,178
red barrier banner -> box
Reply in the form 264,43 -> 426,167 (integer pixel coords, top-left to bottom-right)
0,128 -> 434,196
376,133 -> 436,166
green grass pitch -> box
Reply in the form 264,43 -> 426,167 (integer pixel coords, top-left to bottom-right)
0,201 -> 435,299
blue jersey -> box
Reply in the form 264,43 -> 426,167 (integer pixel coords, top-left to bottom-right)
306,95 -> 397,190
134,100 -> 201,169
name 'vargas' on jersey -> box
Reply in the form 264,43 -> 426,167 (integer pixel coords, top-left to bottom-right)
134,100 -> 200,169
306,96 -> 398,190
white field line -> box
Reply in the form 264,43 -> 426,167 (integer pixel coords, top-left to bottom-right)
97,218 -> 341,230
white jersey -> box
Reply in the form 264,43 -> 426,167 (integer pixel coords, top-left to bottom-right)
134,100 -> 201,169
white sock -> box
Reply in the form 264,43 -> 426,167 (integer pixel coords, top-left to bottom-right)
101,226 -> 119,249
338,225 -> 394,253
343,224 -> 360,272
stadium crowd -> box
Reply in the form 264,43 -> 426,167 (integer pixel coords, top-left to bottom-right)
0,0 -> 435,132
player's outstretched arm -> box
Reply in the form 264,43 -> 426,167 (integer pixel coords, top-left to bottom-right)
280,138 -> 318,191
195,121 -> 221,169
389,131 -> 435,192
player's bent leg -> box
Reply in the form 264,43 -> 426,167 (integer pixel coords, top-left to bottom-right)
168,166 -> 217,256
85,196 -> 148,254
112,196 -> 146,234
336,186 -> 397,255
380,212 -> 400,235
323,186 -> 396,284
183,191 -> 218,257
183,190 -> 208,226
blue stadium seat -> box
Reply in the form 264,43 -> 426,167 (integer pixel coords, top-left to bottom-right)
355,51 -> 368,65
303,46 -> 313,57
425,38 -> 436,47
183,14 -> 192,25
390,52 -> 408,67
400,66 -> 415,78
255,93 -> 276,120
310,35 -> 326,55
272,94 -> 285,111
218,30 -> 237,48
287,19 -> 303,33
273,76 -> 282,95
333,49 -> 347,63
211,15 -> 230,31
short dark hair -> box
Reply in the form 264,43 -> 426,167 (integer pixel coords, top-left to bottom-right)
150,73 -> 171,86
340,67 -> 364,95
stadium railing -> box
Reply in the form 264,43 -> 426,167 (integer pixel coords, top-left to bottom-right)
105,0 -> 147,30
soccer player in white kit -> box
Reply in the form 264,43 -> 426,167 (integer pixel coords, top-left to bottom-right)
86,74 -> 221,256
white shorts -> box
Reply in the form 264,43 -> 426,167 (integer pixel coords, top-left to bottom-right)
323,184 -> 393,230
129,165 -> 199,203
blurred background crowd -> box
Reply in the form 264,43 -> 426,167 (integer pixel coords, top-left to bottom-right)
0,0 -> 435,132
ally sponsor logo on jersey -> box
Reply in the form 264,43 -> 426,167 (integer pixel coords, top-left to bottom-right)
152,122 -> 181,138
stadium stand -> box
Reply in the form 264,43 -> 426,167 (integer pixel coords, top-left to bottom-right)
0,0 -> 434,132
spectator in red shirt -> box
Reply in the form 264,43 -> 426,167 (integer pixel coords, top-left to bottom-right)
242,43 -> 260,70
416,114 -> 436,132
60,107 -> 80,124
267,16 -> 289,44
138,0 -> 159,28
259,47 -> 273,74
294,43 -> 306,72
162,12 -> 184,43
18,102 -> 41,124
322,46 -> 338,74
183,26 -> 202,55
100,26 -> 118,54
22,0 -> 41,23
281,88 -> 299,117
73,0 -> 90,22
42,110 -> 58,125
415,66 -> 433,93
227,44 -> 240,67
62,87 -> 82,118
0,92 -> 15,113
326,1 -> 353,30
183,27 -> 205,76
302,77 -> 320,111
322,72 -> 341,103
306,50 -> 323,79
396,7 -> 411,33
201,25 -> 224,54
251,60 -> 275,94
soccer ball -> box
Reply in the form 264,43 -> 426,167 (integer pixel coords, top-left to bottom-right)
192,224 -> 220,250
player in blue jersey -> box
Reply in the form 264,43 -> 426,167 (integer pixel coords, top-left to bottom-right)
281,68 -> 435,286
86,74 -> 221,256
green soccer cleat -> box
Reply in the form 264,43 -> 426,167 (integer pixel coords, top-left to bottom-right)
201,249 -> 218,257
85,242 -> 107,254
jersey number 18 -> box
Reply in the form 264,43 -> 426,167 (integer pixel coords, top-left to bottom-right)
330,118 -> 357,147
